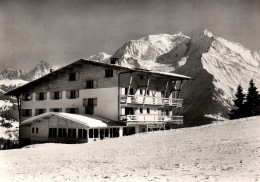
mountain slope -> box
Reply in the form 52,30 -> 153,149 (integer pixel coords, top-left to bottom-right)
109,30 -> 260,125
1,116 -> 259,181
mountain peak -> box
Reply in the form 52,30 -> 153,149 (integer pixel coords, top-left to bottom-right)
203,29 -> 215,38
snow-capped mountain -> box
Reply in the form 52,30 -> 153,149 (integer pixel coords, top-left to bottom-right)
112,33 -> 189,72
109,30 -> 260,125
0,60 -> 59,81
87,52 -> 111,63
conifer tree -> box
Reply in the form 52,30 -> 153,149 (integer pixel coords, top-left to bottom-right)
229,85 -> 245,119
244,79 -> 260,117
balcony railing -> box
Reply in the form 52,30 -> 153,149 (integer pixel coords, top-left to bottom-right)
120,114 -> 183,125
120,95 -> 183,107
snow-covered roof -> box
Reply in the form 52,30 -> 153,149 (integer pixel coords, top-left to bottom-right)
20,112 -> 111,128
5,59 -> 191,96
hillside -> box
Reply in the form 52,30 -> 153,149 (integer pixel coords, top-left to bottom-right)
0,116 -> 259,181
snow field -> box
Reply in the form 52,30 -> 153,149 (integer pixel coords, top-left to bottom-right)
0,116 -> 260,181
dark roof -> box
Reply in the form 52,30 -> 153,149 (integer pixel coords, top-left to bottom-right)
5,59 -> 191,96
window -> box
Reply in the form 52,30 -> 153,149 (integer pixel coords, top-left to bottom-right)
147,108 -> 150,114
51,91 -> 62,100
166,109 -> 169,116
140,108 -> 143,114
140,75 -> 144,80
69,72 -> 77,81
78,129 -> 83,138
32,127 -> 34,133
105,69 -> 113,77
22,109 -> 32,117
140,89 -> 143,95
78,129 -> 87,139
87,98 -> 97,107
86,80 -> 96,89
94,129 -> 98,138
39,92 -> 45,100
50,108 -> 62,112
35,109 -> 46,116
105,129 -> 109,137
125,88 -> 134,95
89,129 -> 93,138
68,129 -> 76,138
146,90 -> 150,96
36,128 -> 38,133
66,108 -> 79,114
49,128 -> 57,138
58,128 -> 67,137
67,90 -> 79,99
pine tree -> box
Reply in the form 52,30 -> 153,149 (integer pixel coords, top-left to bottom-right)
229,85 -> 245,119
244,79 -> 260,117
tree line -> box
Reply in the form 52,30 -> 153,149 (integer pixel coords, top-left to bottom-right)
229,79 -> 260,119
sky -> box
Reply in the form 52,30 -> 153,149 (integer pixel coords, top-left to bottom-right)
0,0 -> 259,70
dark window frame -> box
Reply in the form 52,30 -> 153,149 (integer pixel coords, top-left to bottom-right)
105,69 -> 113,77
69,72 -> 77,81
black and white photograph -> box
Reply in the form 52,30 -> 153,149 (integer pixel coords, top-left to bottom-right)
0,0 -> 259,181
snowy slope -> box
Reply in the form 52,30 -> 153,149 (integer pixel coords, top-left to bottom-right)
0,79 -> 28,87
0,118 -> 18,141
0,116 -> 259,181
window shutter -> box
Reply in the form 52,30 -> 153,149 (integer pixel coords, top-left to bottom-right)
59,91 -> 62,99
76,72 -> 80,80
93,80 -> 97,88
35,93 -> 39,100
93,98 -> 97,107
66,91 -> 70,99
29,109 -> 32,116
76,90 -> 79,98
44,92 -> 47,100
83,98 -> 87,106
50,92 -> 54,100
65,108 -> 70,113
75,108 -> 79,114
35,109 -> 38,115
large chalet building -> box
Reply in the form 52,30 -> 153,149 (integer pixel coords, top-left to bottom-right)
5,58 -> 191,146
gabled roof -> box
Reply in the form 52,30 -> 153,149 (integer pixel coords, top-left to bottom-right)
5,59 -> 191,96
20,112 -> 120,128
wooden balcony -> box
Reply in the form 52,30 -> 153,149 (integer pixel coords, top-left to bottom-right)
120,95 -> 183,107
120,114 -> 183,125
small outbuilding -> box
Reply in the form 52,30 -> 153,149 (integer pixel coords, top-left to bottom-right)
19,112 -> 129,146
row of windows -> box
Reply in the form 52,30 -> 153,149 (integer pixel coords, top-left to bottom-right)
47,128 -> 120,139
68,69 -> 114,82
32,127 -> 38,134
48,128 -> 87,139
21,97 -> 98,117
22,107 -> 78,117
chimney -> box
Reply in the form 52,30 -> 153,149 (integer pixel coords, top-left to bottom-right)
110,58 -> 121,65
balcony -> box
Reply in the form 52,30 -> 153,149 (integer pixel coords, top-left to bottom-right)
120,95 -> 183,107
120,114 -> 183,125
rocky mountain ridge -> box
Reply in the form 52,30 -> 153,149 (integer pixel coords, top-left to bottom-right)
0,60 -> 59,81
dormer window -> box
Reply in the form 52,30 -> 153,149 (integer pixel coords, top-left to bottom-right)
105,69 -> 113,77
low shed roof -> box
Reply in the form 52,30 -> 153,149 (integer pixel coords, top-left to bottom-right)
20,112 -> 121,128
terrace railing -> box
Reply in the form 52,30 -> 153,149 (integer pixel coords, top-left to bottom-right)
120,114 -> 183,125
120,95 -> 183,107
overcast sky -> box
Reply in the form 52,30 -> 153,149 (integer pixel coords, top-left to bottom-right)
0,0 -> 259,70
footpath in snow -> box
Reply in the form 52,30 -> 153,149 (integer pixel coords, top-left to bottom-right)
0,116 -> 260,182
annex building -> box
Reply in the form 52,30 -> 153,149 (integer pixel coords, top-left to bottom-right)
5,58 -> 191,146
